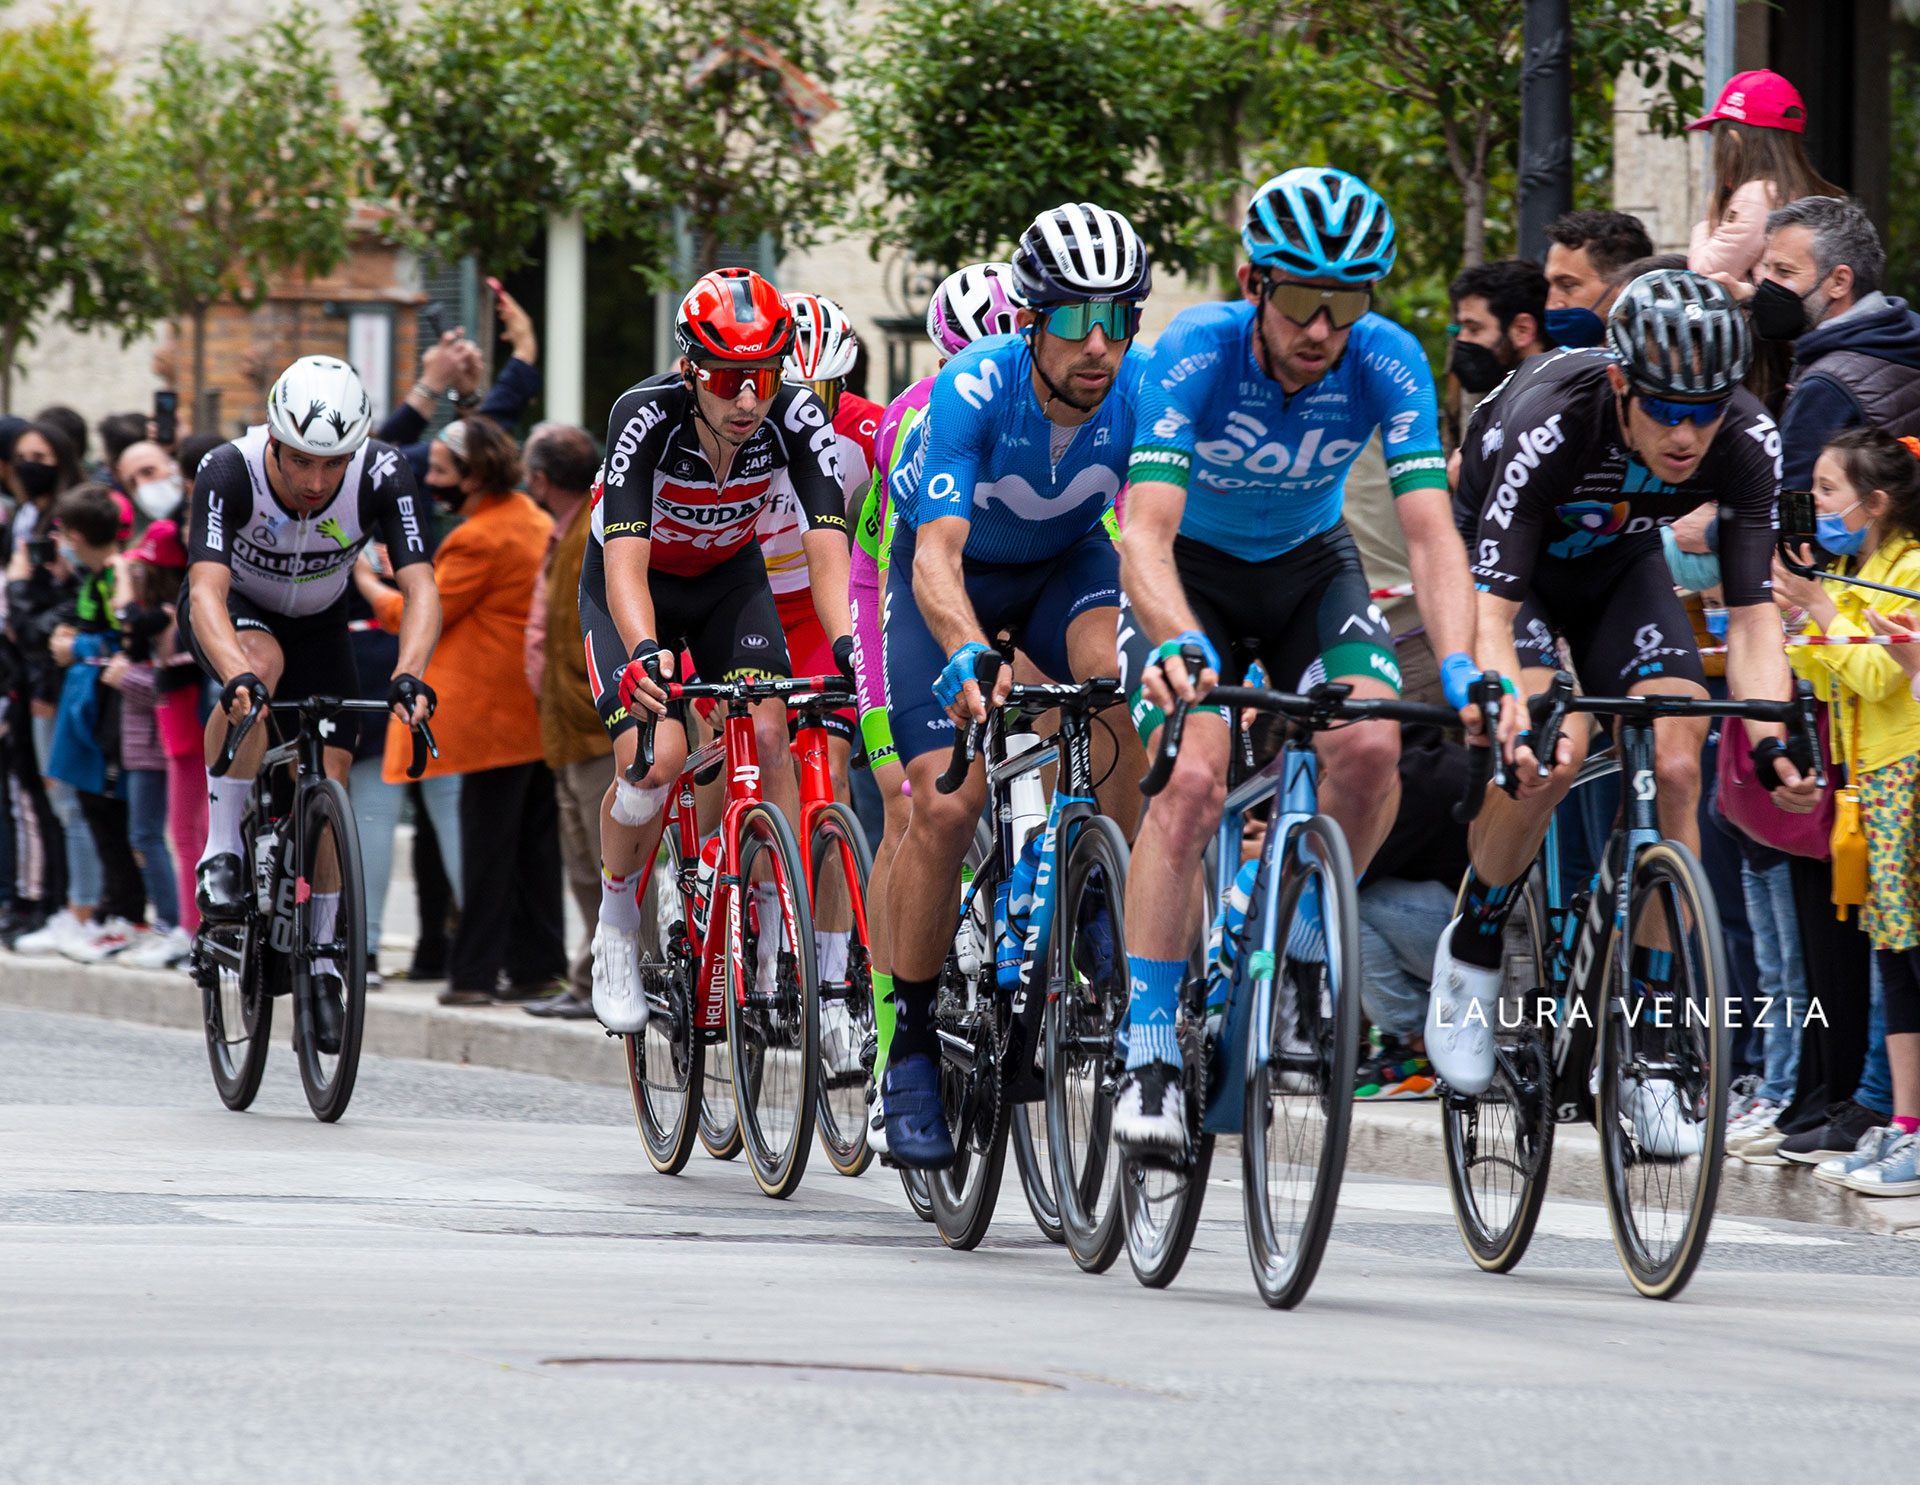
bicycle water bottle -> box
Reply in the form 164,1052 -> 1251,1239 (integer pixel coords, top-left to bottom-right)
996,732 -> 1049,990
691,833 -> 723,943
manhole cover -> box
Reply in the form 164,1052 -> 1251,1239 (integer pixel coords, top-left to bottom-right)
540,1357 -> 1065,1395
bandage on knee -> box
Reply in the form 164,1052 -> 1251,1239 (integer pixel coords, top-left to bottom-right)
611,778 -> 669,826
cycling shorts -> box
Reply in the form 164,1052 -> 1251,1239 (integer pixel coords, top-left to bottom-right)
884,523 -> 1119,765
847,579 -> 894,770
1501,534 -> 1706,692
1118,522 -> 1398,744
774,588 -> 855,743
581,539 -> 790,739
177,580 -> 362,749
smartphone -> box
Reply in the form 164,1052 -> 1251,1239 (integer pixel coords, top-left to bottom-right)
1777,488 -> 1819,577
25,537 -> 54,568
154,389 -> 179,447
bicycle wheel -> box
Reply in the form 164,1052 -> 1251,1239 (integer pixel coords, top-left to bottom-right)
900,1167 -> 934,1222
699,1042 -> 742,1159
1597,840 -> 1729,1300
1046,814 -> 1131,1273
1443,865 -> 1556,1272
1011,1094 -> 1064,1243
1242,815 -> 1361,1309
927,992 -> 1010,1250
809,803 -> 875,1177
197,916 -> 272,1111
293,780 -> 366,1123
726,802 -> 819,1199
627,834 -> 701,1175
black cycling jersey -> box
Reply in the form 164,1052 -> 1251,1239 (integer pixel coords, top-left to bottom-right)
1454,349 -> 1781,608
186,427 -> 429,617
593,374 -> 844,578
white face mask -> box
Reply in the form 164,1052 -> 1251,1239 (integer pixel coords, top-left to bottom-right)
133,473 -> 183,520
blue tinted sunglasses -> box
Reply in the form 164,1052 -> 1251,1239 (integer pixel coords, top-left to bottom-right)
1037,301 -> 1143,342
1636,393 -> 1729,427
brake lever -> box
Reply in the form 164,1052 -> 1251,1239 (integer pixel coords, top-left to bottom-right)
209,687 -> 265,779
936,651 -> 1002,795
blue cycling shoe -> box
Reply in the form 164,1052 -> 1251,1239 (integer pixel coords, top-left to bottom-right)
882,1054 -> 955,1169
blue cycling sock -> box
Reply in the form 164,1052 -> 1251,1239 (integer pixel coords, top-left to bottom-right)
1125,955 -> 1185,1070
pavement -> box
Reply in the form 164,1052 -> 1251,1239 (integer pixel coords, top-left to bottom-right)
4,1001 -> 1920,1484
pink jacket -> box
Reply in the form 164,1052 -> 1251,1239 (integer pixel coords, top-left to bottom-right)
1688,179 -> 1778,285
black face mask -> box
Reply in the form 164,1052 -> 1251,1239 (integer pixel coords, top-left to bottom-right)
424,480 -> 464,510
1752,277 -> 1814,342
12,459 -> 57,498
1450,339 -> 1510,395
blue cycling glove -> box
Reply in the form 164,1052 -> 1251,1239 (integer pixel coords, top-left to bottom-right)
1155,630 -> 1222,677
934,642 -> 992,709
1440,651 -> 1482,711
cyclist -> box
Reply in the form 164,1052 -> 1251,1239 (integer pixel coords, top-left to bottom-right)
1428,268 -> 1821,1123
847,260 -> 1022,1155
181,355 -> 441,1052
881,203 -> 1152,1167
1113,167 -> 1480,1151
584,268 -> 851,1034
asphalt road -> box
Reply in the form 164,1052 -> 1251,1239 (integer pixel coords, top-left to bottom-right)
4,1004 -> 1916,1484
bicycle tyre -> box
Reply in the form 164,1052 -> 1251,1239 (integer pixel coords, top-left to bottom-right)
1442,865 -> 1556,1273
900,1166 -> 934,1222
1046,814 -> 1131,1273
809,802 -> 876,1178
198,918 -> 272,1112
699,1042 -> 742,1159
1011,1095 -> 1064,1244
628,834 -> 701,1175
1597,840 -> 1729,1300
726,802 -> 820,1199
293,780 -> 366,1123
1242,815 -> 1361,1309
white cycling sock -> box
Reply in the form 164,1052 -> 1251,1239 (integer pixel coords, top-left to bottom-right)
201,775 -> 251,865
599,868 -> 642,932
754,881 -> 783,961
815,929 -> 850,984
310,891 -> 340,978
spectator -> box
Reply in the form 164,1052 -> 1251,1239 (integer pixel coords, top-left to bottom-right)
375,284 -> 540,484
1757,197 -> 1920,493
519,422 -> 611,1020
1688,70 -> 1840,291
8,419 -> 84,544
115,441 -> 185,525
1447,259 -> 1550,394
356,416 -> 562,1006
96,413 -> 149,481
1541,209 -> 1653,348
32,406 -> 93,482
174,433 -> 224,485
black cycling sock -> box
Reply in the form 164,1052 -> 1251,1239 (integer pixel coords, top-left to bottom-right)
889,974 -> 941,1064
1449,869 -> 1523,970
1629,945 -> 1674,992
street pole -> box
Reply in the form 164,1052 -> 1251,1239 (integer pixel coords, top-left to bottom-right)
1518,0 -> 1573,265
545,212 -> 586,428
1702,0 -> 1737,197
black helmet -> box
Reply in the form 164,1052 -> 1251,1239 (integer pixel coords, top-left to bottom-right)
1606,269 -> 1751,399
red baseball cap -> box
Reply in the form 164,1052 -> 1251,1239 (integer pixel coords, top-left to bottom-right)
110,488 -> 135,541
1688,70 -> 1806,134
129,518 -> 187,569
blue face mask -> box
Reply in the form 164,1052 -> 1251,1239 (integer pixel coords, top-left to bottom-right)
1545,306 -> 1606,349
1816,505 -> 1869,557
55,539 -> 79,569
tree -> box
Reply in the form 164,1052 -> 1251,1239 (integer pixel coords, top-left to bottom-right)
1300,1 -> 1700,267
0,8 -> 144,412
92,7 -> 358,429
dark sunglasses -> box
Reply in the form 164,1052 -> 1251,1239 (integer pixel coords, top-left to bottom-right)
694,364 -> 781,401
802,378 -> 842,415
1037,301 -> 1142,342
1265,280 -> 1372,330
1634,393 -> 1729,428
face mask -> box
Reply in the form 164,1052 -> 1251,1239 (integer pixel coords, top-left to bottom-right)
1545,306 -> 1606,349
1752,277 -> 1815,341
12,459 -> 57,498
425,480 -> 464,510
55,539 -> 79,568
1816,502 -> 1869,557
1450,339 -> 1509,395
133,473 -> 183,520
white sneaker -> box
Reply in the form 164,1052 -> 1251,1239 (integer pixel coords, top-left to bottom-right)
62,917 -> 139,963
1815,1125 -> 1903,1187
12,909 -> 87,956
590,922 -> 649,1033
1629,1079 -> 1706,1159
119,925 -> 192,970
820,1000 -> 861,1075
1725,1099 -> 1784,1151
1424,916 -> 1501,1095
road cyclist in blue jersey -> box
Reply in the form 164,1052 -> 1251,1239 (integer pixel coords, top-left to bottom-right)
880,201 -> 1153,1168
1112,167 -> 1484,1150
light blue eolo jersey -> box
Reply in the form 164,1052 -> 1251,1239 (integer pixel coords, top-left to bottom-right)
907,332 -> 1148,565
1127,300 -> 1448,557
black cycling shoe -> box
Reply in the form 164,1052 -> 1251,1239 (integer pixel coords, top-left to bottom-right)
309,972 -> 346,1056
195,854 -> 248,922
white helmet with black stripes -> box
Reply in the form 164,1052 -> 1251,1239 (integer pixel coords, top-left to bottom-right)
1012,202 -> 1152,307
266,355 -> 373,457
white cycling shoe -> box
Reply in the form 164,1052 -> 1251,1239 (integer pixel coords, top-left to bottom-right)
820,1000 -> 862,1075
1424,916 -> 1501,1096
867,1086 -> 890,1158
1628,1079 -> 1706,1160
591,923 -> 649,1034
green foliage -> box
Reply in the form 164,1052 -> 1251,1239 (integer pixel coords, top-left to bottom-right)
1887,46 -> 1920,307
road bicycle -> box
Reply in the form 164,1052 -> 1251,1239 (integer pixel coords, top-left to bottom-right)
1129,666 -> 1498,1306
925,653 -> 1131,1258
195,693 -> 436,1122
619,673 -> 841,1199
1441,672 -> 1826,1299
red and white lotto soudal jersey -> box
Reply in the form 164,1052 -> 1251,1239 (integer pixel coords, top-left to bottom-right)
757,391 -> 884,597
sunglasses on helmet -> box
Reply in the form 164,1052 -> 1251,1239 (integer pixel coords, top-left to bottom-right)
1036,301 -> 1143,342
1633,392 -> 1729,427
1264,279 -> 1373,330
693,364 -> 781,401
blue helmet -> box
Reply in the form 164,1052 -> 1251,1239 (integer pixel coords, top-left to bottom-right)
1242,167 -> 1397,285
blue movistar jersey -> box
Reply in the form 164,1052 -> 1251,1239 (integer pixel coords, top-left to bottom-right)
1128,301 -> 1447,560
909,333 -> 1146,564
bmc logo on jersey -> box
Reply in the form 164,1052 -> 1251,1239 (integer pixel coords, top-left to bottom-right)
954,358 -> 1002,410
1484,413 -> 1567,529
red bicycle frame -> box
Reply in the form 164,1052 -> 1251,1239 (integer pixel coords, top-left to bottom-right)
791,695 -> 870,952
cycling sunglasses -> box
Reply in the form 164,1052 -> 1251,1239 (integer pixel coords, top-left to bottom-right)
1634,393 -> 1730,427
802,378 -> 842,415
694,364 -> 781,401
1037,301 -> 1143,342
1265,280 -> 1373,330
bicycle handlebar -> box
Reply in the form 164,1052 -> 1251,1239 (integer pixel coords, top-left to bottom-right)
210,695 -> 439,781
622,672 -> 856,785
934,652 -> 1003,795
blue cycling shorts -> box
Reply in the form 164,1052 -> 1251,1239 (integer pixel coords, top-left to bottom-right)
883,523 -> 1119,764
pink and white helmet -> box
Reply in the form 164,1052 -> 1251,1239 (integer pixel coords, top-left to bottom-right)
784,293 -> 860,382
925,261 -> 1021,356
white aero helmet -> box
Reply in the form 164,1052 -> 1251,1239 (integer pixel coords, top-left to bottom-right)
266,355 -> 373,457
784,294 -> 860,382
926,262 -> 1021,355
